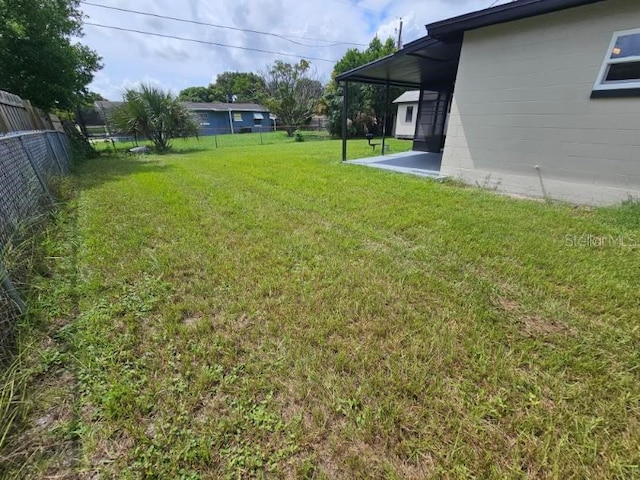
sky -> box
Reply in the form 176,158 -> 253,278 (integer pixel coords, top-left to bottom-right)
78,0 -> 513,101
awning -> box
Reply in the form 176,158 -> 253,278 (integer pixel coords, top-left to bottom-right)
253,112 -> 264,119
335,35 -> 462,90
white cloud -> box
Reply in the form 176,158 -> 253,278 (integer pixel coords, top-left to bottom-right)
80,0 -> 514,100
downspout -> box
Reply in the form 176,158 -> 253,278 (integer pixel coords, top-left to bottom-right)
381,82 -> 390,156
341,81 -> 348,162
228,109 -> 235,134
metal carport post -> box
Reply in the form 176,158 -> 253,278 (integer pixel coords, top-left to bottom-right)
341,81 -> 348,162
380,82 -> 390,156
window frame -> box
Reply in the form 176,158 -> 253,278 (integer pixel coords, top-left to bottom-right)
592,28 -> 640,98
233,112 -> 243,122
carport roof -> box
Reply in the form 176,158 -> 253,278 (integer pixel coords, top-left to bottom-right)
334,36 -> 462,89
335,0 -> 606,89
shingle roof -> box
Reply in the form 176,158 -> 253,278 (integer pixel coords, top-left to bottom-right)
183,102 -> 268,112
93,100 -> 269,114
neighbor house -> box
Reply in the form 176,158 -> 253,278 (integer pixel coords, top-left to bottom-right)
338,0 -> 640,205
184,102 -> 273,136
89,101 -> 273,138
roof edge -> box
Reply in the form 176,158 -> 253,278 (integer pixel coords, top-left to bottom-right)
426,0 -> 606,39
334,36 -> 443,86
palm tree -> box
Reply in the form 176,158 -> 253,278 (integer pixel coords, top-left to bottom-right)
112,84 -> 199,152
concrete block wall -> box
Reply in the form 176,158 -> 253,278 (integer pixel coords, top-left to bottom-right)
441,0 -> 640,205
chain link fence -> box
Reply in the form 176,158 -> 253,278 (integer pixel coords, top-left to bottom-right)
0,130 -> 71,360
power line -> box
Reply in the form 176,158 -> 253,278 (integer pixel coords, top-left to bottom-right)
81,1 -> 367,48
83,22 -> 338,63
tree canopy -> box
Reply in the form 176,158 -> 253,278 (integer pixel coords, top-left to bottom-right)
262,60 -> 323,136
210,72 -> 266,104
112,84 -> 199,152
325,37 -> 399,137
177,86 -> 212,103
0,0 -> 102,110
178,72 -> 266,104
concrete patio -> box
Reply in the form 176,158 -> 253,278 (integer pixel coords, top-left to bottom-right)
347,150 -> 443,178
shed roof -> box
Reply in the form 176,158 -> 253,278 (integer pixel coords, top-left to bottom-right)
393,91 -> 420,104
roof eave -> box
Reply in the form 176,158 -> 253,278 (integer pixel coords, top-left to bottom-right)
334,36 -> 452,88
426,0 -> 606,39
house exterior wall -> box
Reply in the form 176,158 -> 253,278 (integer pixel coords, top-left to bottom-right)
193,110 -> 272,135
394,102 -> 418,139
441,0 -> 640,205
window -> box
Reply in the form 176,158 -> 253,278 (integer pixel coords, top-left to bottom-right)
253,112 -> 264,126
405,106 -> 414,123
233,112 -> 243,122
593,28 -> 640,97
196,113 -> 209,126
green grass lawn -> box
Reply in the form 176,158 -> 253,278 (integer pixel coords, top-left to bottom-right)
4,138 -> 639,478
92,129 -> 413,158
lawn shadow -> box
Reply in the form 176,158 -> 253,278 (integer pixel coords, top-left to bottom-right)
73,153 -> 175,191
168,146 -> 208,155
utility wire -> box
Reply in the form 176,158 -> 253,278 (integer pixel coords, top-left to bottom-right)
83,22 -> 338,63
81,1 -> 367,48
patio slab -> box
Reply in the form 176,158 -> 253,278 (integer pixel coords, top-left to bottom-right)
347,150 -> 443,178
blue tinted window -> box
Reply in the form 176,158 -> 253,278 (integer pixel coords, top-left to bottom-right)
611,33 -> 640,59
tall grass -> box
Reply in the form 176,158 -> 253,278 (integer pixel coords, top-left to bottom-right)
0,175 -> 76,473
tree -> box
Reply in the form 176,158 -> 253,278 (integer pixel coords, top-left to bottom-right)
178,86 -> 212,103
210,72 -> 266,104
262,60 -> 323,136
325,37 -> 398,137
112,84 -> 199,152
0,0 -> 102,110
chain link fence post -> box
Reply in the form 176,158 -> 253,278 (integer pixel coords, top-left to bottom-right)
18,136 -> 54,204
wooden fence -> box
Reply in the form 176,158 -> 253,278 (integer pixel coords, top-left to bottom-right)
0,90 -> 64,134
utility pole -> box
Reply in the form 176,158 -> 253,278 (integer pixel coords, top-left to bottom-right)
397,18 -> 403,50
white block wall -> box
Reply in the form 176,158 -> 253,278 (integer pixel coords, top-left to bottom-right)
441,0 -> 640,205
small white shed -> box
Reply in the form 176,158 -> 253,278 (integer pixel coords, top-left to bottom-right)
392,91 -> 419,139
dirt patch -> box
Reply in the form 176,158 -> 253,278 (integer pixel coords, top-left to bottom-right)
181,311 -> 203,327
498,298 -> 520,313
521,315 -> 577,338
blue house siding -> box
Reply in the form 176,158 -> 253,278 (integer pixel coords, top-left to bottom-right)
193,110 -> 272,136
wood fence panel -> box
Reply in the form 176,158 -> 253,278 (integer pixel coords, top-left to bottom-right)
0,90 -> 37,132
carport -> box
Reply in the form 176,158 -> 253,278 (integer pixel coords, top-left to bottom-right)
335,34 -> 463,175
